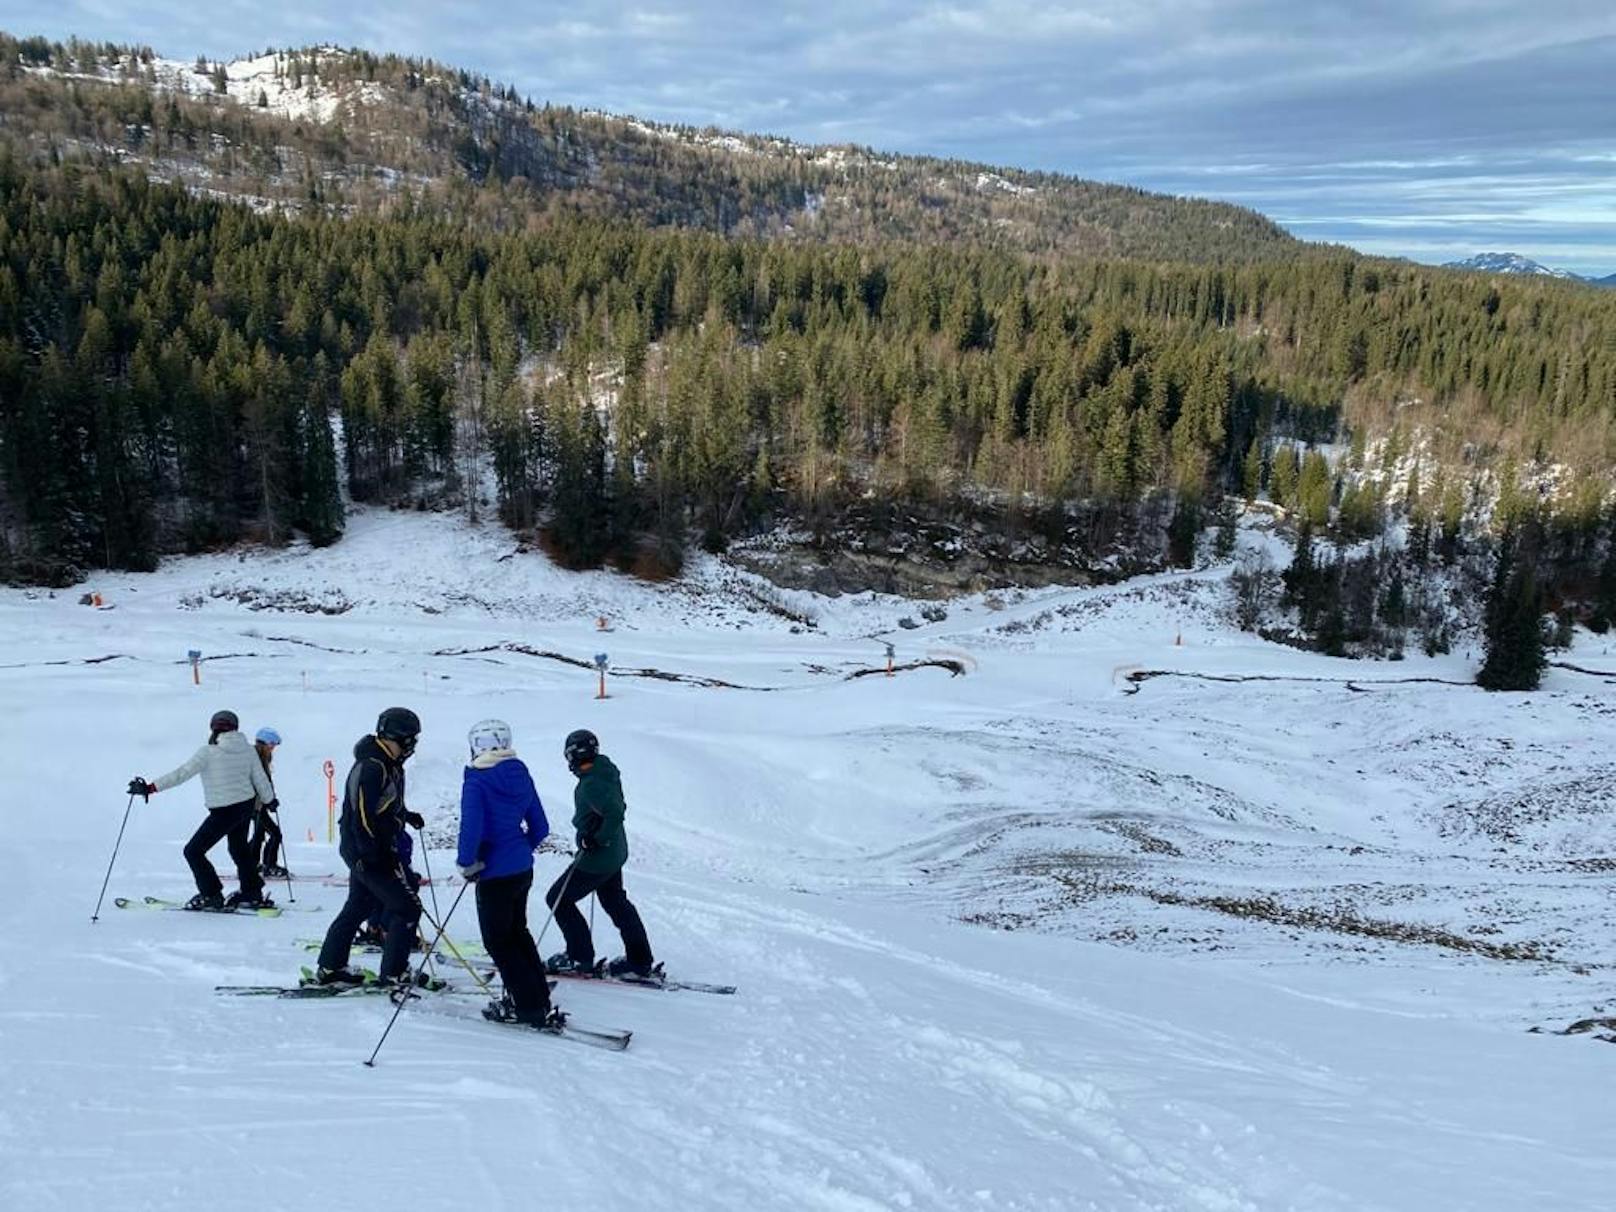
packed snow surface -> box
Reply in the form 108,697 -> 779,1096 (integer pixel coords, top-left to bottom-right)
1,507 -> 1611,1210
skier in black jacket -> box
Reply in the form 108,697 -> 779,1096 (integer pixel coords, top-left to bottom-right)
312,708 -> 425,987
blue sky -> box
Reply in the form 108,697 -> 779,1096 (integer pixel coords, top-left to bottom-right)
6,1 -> 1615,275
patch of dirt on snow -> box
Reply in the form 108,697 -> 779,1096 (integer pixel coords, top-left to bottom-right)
1429,767 -> 1616,854
1052,875 -> 1559,962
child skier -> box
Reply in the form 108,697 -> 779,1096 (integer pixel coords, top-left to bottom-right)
249,727 -> 287,878
127,710 -> 278,910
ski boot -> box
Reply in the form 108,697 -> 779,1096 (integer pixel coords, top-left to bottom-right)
410,969 -> 450,993
544,951 -> 596,976
310,966 -> 369,988
605,956 -> 657,980
483,993 -> 566,1032
376,973 -> 423,1005
224,890 -> 274,911
482,992 -> 518,1023
260,864 -> 290,879
183,892 -> 225,911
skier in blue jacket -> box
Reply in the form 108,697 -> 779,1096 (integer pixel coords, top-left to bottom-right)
456,719 -> 563,1030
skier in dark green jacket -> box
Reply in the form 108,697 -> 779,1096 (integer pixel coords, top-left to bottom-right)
544,729 -> 656,978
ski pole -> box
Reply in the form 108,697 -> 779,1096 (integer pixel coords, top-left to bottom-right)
91,794 -> 136,922
275,812 -> 294,903
363,880 -> 471,1068
415,823 -> 445,925
535,857 -> 582,953
417,909 -> 495,995
414,823 -> 443,979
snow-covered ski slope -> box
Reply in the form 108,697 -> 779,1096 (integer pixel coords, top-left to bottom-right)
1,508 -> 1611,1211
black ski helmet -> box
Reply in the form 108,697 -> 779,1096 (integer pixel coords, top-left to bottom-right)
376,706 -> 422,757
209,709 -> 239,734
563,728 -> 598,773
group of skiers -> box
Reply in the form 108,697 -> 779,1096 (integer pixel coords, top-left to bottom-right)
128,708 -> 653,1032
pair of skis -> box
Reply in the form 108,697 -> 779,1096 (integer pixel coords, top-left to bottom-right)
215,970 -> 632,1051
114,895 -> 287,918
293,938 -> 737,995
216,965 -> 469,998
552,959 -> 737,997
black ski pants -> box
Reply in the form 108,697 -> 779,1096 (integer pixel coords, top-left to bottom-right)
545,865 -> 653,969
476,870 -> 551,1016
317,861 -> 421,980
251,806 -> 284,869
184,799 -> 262,899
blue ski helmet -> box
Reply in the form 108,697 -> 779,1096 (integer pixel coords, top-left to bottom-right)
255,726 -> 282,746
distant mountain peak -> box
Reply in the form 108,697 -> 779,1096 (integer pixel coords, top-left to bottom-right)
1443,252 -> 1577,279
1443,252 -> 1616,288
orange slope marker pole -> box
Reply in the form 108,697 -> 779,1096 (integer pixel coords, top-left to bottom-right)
324,759 -> 336,843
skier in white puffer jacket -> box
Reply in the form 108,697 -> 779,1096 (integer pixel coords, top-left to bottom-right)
128,710 -> 278,910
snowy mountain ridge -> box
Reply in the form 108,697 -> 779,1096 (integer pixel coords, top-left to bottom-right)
26,45 -> 371,124
2,34 -> 1297,263
1444,250 -> 1615,285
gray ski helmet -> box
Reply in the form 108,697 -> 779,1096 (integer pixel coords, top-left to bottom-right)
376,706 -> 422,756
209,709 -> 239,734
468,718 -> 513,758
563,728 -> 598,773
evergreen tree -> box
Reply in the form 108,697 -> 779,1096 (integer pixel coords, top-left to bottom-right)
1283,522 -> 1321,629
298,388 -> 344,547
1315,600 -> 1348,657
1165,497 -> 1200,568
1241,437 -> 1264,503
1270,444 -> 1299,509
1297,450 -> 1332,528
488,377 -> 540,530
1477,526 -> 1547,691
545,397 -> 610,566
1591,524 -> 1616,634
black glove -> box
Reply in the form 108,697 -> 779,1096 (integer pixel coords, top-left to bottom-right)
263,798 -> 279,813
403,810 -> 426,830
576,834 -> 600,852
127,778 -> 154,799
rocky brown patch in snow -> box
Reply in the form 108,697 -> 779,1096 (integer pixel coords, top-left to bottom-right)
1051,874 -> 1559,962
209,585 -> 354,614
1096,820 -> 1184,857
1553,1016 -> 1616,1042
730,500 -> 1166,599
1429,768 -> 1616,852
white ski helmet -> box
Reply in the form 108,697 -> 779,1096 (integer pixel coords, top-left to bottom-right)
468,718 -> 513,757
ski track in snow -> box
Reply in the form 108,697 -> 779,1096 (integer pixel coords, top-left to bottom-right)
1,507 -> 1612,1210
